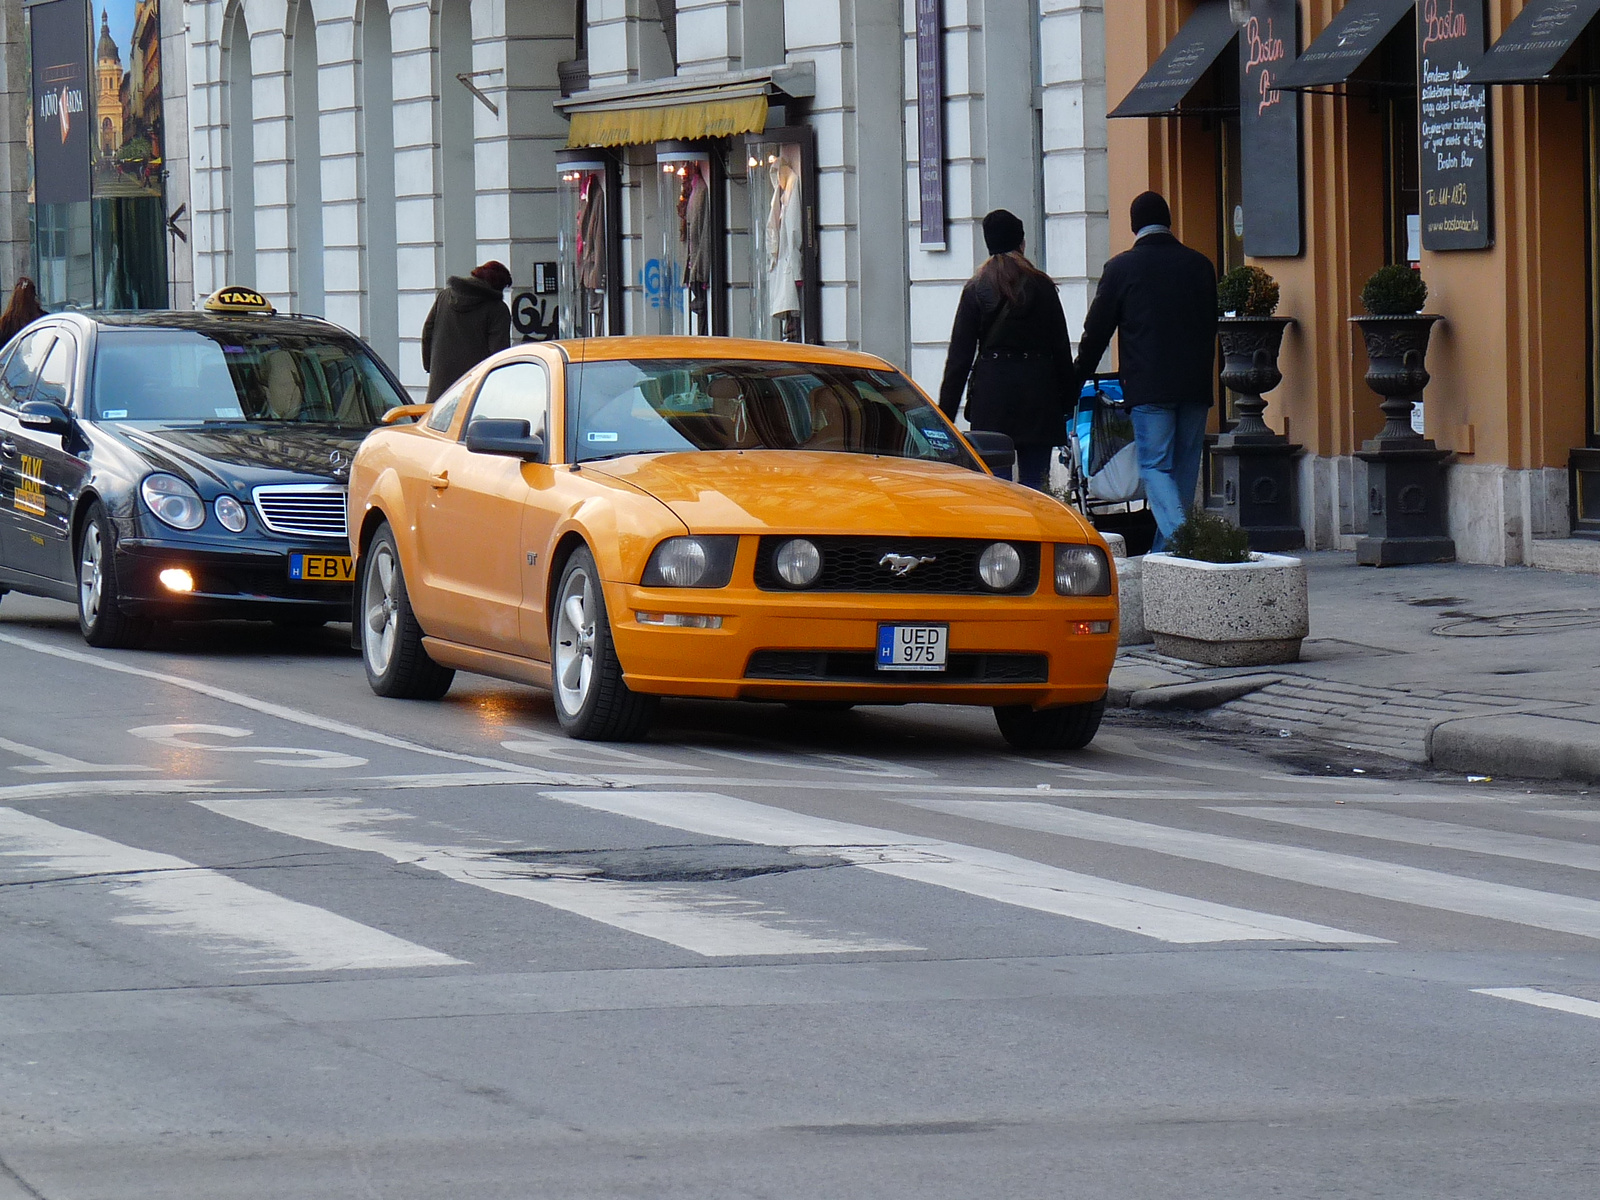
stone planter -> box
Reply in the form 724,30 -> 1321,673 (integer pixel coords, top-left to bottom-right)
1142,552 -> 1308,666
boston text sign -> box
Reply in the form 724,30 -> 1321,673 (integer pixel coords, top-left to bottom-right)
1418,0 -> 1492,250
1240,0 -> 1301,257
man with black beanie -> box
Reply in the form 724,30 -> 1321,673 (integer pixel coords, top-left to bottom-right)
1073,191 -> 1217,552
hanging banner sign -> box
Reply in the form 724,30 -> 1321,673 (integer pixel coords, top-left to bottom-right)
1418,0 -> 1493,250
30,0 -> 93,205
915,0 -> 947,250
1239,0 -> 1301,257
91,0 -> 166,198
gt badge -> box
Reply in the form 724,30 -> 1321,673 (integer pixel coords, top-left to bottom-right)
879,552 -> 936,577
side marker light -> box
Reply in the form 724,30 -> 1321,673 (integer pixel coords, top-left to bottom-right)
636,612 -> 723,629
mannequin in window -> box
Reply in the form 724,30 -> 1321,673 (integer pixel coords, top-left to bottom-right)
576,172 -> 607,335
680,162 -> 712,332
765,145 -> 803,341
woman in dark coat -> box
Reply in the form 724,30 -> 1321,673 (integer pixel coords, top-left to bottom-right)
938,210 -> 1075,492
421,260 -> 514,401
0,277 -> 46,347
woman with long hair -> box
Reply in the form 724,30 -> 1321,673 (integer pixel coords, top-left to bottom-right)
0,277 -> 45,346
937,210 -> 1075,492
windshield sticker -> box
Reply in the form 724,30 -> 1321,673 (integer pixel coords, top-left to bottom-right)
101,409 -> 128,419
586,431 -> 619,443
923,428 -> 954,447
215,406 -> 243,418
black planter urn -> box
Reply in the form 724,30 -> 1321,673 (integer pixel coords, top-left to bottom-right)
1207,316 -> 1304,552
1349,314 -> 1455,566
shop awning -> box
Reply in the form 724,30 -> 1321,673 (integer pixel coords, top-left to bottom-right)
1274,0 -> 1414,90
1109,1 -> 1237,118
557,63 -> 815,148
1467,0 -> 1600,84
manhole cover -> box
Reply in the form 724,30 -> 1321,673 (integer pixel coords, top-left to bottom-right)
493,843 -> 846,883
1431,610 -> 1600,637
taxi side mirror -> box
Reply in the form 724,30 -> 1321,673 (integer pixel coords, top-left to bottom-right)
964,430 -> 1016,476
380,404 -> 432,425
18,400 -> 73,436
465,418 -> 547,462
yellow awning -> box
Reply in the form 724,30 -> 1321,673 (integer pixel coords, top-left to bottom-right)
567,95 -> 768,148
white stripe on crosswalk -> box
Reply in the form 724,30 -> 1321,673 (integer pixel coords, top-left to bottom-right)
1472,987 -> 1600,1021
1216,806 -> 1600,873
538,790 -> 1386,946
901,799 -> 1600,941
0,807 -> 459,972
198,796 -> 916,957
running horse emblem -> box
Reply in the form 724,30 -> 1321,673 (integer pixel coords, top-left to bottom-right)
879,552 -> 937,577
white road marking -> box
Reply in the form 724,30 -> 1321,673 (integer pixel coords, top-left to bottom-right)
0,736 -> 157,775
0,631 -> 602,786
1216,806 -> 1600,874
0,780 -> 255,802
693,745 -> 937,779
0,807 -> 458,972
198,796 -> 916,958
499,730 -> 708,772
1472,987 -> 1600,1021
538,790 -> 1385,946
902,799 -> 1600,941
127,724 -> 368,769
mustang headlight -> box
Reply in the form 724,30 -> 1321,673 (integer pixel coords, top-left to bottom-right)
141,473 -> 206,531
214,494 -> 248,533
1055,544 -> 1112,596
977,542 -> 1023,591
773,538 -> 822,588
641,536 -> 738,588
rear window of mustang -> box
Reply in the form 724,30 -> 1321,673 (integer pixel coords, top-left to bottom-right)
565,358 -> 975,467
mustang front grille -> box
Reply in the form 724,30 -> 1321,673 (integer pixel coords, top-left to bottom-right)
746,651 -> 1049,684
752,536 -> 1040,595
252,484 -> 347,539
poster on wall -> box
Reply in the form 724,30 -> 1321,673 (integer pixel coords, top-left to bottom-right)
30,0 -> 92,206
90,0 -> 164,198
915,0 -> 946,250
1239,0 -> 1301,258
1418,0 -> 1492,250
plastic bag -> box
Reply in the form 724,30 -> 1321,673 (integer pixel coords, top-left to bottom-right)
1088,442 -> 1143,502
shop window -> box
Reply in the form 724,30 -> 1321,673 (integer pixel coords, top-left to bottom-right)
1378,19 -> 1419,266
555,151 -> 622,338
744,127 -> 819,344
655,143 -> 724,337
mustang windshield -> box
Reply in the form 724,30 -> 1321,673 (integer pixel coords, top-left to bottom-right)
90,329 -> 406,426
567,358 -> 976,468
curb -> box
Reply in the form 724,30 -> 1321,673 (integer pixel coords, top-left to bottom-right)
1119,675 -> 1280,712
1427,713 -> 1600,785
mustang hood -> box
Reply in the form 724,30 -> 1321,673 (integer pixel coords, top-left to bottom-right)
113,424 -> 368,491
585,451 -> 1096,541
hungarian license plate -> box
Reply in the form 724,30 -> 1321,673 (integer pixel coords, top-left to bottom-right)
876,623 -> 948,672
289,552 -> 354,582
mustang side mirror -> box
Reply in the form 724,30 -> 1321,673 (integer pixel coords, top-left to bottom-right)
465,417 -> 546,462
17,400 -> 73,436
964,430 -> 1016,476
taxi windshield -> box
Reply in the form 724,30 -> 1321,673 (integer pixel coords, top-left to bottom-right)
566,358 -> 975,467
89,328 -> 406,426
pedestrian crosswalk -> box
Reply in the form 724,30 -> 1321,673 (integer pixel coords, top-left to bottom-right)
11,780 -> 1600,979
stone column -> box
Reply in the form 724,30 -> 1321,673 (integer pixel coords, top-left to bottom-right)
1039,0 -> 1106,335
389,0 -> 442,392
314,0 -> 362,333
245,0 -> 294,309
675,0 -> 740,75
0,0 -> 32,286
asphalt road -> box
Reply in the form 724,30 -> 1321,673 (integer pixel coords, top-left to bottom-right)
2,592 -> 1599,1199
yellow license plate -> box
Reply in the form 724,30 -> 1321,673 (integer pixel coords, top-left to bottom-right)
289,553 -> 354,582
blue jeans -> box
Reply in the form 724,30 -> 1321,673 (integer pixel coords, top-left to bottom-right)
1130,403 -> 1210,553
1015,444 -> 1052,492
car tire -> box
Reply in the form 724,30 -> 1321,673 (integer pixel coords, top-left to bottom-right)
360,524 -> 454,700
76,502 -> 150,649
993,697 -> 1106,752
551,545 -> 657,742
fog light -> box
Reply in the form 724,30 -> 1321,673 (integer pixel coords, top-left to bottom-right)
636,612 -> 723,629
1072,620 -> 1113,636
159,568 -> 195,593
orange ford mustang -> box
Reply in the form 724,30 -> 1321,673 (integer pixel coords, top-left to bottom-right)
347,337 -> 1118,749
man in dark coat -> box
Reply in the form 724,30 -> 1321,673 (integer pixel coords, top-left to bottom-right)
421,261 -> 514,401
1073,193 -> 1217,552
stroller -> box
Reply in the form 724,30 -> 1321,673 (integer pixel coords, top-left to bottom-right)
1059,374 -> 1158,554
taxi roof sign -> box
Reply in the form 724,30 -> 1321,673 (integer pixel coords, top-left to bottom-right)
205,286 -> 276,315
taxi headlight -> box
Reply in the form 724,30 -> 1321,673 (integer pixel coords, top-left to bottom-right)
1055,544 -> 1112,596
141,473 -> 206,531
773,538 -> 822,588
977,542 -> 1023,591
641,536 -> 738,588
214,494 -> 248,533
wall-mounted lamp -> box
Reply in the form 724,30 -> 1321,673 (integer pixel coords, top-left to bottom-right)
1229,0 -> 1251,27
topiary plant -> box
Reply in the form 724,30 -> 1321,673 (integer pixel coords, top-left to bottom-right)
1360,264 -> 1428,316
1166,507 -> 1252,564
1217,265 -> 1280,318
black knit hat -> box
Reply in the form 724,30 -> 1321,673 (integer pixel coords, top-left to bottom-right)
1130,191 -> 1172,233
982,209 -> 1026,256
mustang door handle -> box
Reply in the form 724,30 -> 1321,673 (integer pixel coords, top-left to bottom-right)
428,471 -> 449,490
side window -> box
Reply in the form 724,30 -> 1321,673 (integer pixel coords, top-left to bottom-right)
425,375 -> 470,431
32,336 -> 75,409
466,362 -> 550,440
0,330 -> 55,411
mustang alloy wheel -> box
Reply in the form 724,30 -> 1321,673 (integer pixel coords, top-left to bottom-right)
993,697 -> 1106,752
76,502 -> 148,649
361,524 -> 454,700
551,546 -> 656,741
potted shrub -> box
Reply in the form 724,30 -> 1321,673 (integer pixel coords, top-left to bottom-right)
1142,509 -> 1308,666
1216,265 -> 1293,442
1350,264 -> 1439,445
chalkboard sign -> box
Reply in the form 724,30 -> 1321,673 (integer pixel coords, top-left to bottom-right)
1240,0 -> 1301,258
1418,0 -> 1492,251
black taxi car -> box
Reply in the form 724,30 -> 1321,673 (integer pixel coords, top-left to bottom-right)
0,288 -> 409,646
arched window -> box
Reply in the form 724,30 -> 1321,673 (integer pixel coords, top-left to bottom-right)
360,0 -> 399,366
291,0 -> 325,312
225,5 -> 256,286
438,0 -> 475,277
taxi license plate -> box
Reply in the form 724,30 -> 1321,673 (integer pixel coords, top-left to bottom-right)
876,623 -> 948,672
289,552 -> 354,582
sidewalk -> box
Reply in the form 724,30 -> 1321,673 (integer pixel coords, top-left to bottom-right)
1108,552 -> 1600,784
